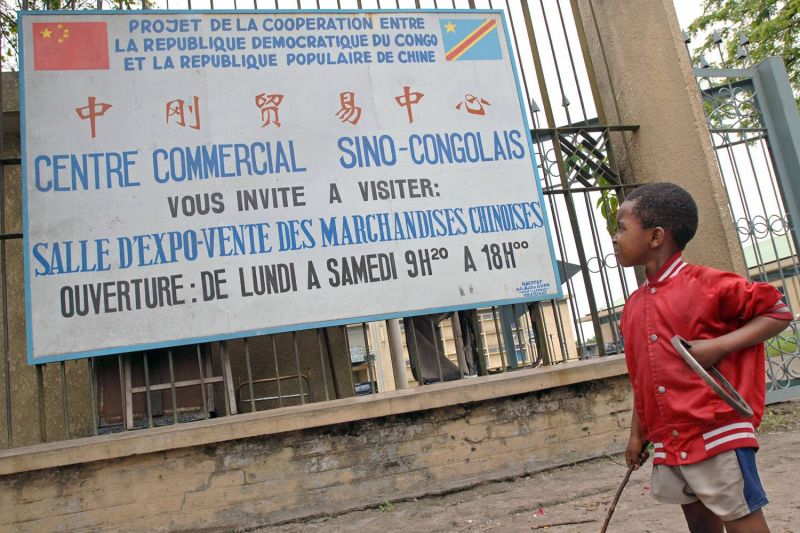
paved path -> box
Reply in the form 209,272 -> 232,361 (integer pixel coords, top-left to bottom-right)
256,403 -> 800,532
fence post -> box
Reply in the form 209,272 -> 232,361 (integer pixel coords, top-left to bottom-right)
752,57 -> 800,254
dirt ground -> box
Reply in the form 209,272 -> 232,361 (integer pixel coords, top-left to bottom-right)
254,401 -> 800,532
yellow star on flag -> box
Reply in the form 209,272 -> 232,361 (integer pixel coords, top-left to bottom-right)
40,27 -> 52,39
445,21 -> 456,33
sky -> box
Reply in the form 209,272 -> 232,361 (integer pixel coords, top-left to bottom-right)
674,1 -> 704,34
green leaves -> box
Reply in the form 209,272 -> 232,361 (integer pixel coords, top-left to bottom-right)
688,0 -> 800,109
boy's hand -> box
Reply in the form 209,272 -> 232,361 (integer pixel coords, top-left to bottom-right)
686,338 -> 727,369
624,436 -> 649,470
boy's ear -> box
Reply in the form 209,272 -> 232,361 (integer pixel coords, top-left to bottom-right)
649,227 -> 666,248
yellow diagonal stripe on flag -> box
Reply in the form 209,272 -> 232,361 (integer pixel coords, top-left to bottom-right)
445,19 -> 497,61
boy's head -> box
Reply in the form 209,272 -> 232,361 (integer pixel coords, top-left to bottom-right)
613,182 -> 698,267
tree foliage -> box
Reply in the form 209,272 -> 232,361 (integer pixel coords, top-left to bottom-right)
689,0 -> 800,107
1,1 -> 145,71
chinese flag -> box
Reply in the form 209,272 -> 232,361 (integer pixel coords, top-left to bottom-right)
32,22 -> 109,71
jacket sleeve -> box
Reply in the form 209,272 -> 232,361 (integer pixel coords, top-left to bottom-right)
716,271 -> 793,323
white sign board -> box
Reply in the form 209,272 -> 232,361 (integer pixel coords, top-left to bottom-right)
19,10 -> 562,364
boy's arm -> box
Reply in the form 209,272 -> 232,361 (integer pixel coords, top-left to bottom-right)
624,403 -> 649,469
688,315 -> 791,369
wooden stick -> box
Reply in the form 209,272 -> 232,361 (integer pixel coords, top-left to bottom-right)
600,465 -> 634,533
531,518 -> 597,529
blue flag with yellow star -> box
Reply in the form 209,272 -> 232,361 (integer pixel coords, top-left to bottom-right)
439,18 -> 503,61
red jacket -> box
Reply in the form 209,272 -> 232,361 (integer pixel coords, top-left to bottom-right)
621,253 -> 791,465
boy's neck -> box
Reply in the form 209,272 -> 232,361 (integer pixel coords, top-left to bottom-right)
644,247 -> 683,279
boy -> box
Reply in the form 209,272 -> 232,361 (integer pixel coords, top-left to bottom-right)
614,182 -> 792,532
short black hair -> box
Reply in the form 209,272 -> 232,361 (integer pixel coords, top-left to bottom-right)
625,182 -> 698,249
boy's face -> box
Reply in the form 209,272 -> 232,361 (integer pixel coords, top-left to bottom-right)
613,200 -> 654,267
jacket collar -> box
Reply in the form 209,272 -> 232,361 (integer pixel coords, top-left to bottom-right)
645,252 -> 689,285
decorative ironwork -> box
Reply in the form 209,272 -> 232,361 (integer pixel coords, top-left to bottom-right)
535,127 -> 621,192
766,322 -> 800,396
700,81 -> 762,130
691,31 -> 800,403
735,215 -> 792,242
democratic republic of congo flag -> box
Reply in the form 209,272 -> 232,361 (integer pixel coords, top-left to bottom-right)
439,18 -> 503,61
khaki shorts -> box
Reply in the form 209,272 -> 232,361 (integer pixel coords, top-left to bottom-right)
650,448 -> 768,522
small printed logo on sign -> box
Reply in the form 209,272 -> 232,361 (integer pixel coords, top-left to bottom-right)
516,280 -> 550,298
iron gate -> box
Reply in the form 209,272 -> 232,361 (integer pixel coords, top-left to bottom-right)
690,34 -> 800,403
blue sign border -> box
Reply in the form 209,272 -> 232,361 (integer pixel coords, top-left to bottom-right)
18,9 -> 563,364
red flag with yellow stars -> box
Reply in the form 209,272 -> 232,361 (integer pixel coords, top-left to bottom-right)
32,22 -> 109,71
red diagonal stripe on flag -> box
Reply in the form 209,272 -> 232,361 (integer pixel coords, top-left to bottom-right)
445,19 -> 497,61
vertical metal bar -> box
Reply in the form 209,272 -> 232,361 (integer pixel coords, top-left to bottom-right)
271,335 -> 283,407
491,306 -> 507,370
568,0 -> 609,125
292,332 -> 306,404
734,132 -> 793,287
513,311 -> 528,365
88,358 -> 98,435
581,0 -> 635,174
502,0 -> 536,118
548,300 -> 568,362
361,322 -> 376,393
167,350 -> 178,424
554,0 -> 589,122
405,318 -> 424,386
124,356 -> 134,429
582,189 -> 620,346
530,135 -> 571,363
340,325 -> 357,394
60,361 -> 70,439
536,0 -> 572,125
0,165 -> 11,447
118,355 -> 128,428
470,311 -> 489,375
531,300 -> 553,365
758,138 -> 800,302
195,345 -> 209,419
429,316 -> 444,383
0,20 -> 10,444
219,342 -> 232,415
243,338 -> 256,413
323,328 -> 341,398
316,329 -> 331,401
520,1 -> 609,351
36,365 -> 46,442
557,139 -> 608,353
451,311 -> 468,377
143,352 -> 154,428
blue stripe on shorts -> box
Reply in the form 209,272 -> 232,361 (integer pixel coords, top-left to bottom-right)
735,448 -> 769,513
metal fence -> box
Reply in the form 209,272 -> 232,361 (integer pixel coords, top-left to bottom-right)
688,33 -> 800,403
2,0 -> 643,449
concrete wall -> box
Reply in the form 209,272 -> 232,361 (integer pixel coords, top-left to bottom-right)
0,359 -> 631,532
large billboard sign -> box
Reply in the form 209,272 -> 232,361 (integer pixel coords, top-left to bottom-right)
19,10 -> 562,364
